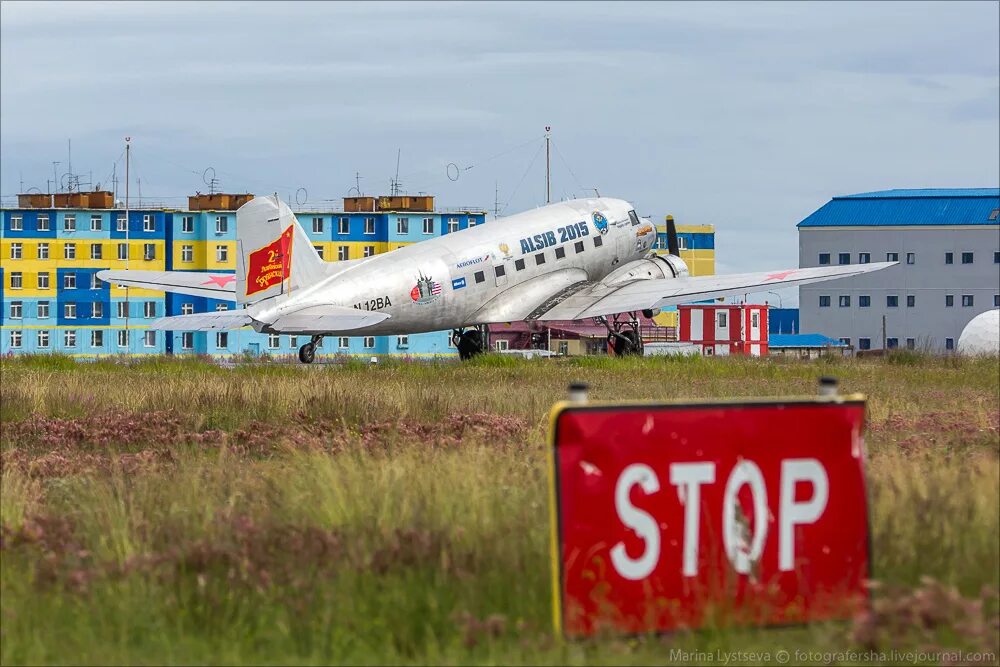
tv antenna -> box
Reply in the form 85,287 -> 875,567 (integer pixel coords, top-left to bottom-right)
202,167 -> 220,194
295,187 -> 308,206
390,149 -> 402,196
347,171 -> 363,197
494,182 -> 501,218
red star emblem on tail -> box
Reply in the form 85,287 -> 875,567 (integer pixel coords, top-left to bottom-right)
201,275 -> 236,287
764,270 -> 797,281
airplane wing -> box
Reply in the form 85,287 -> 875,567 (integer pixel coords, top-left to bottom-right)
535,262 -> 895,321
96,270 -> 237,299
148,304 -> 390,333
149,312 -> 253,331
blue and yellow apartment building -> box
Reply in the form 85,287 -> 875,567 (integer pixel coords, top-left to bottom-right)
653,216 -> 716,328
1,191 -> 486,358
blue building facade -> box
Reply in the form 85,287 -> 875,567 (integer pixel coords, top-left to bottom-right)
1,195 -> 487,358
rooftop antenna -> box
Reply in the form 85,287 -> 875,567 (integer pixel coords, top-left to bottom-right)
124,136 -> 131,348
348,171 -> 363,197
202,167 -> 219,195
493,181 -> 501,218
390,149 -> 402,196
545,125 -> 551,204
67,139 -> 72,190
52,162 -> 60,193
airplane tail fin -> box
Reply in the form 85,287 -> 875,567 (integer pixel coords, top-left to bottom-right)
235,195 -> 327,306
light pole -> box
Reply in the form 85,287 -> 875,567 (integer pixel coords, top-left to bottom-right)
767,291 -> 783,308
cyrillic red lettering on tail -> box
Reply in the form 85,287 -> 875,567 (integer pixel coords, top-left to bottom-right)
245,225 -> 293,296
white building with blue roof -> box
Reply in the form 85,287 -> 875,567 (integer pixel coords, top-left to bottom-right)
798,188 -> 1000,353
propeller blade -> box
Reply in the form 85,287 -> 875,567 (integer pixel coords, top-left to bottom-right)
665,215 -> 680,256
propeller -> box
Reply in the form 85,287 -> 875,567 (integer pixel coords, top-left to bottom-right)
665,214 -> 680,256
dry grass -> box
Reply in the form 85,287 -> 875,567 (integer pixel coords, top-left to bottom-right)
0,354 -> 997,665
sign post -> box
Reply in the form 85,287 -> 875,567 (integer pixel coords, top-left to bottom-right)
548,396 -> 870,639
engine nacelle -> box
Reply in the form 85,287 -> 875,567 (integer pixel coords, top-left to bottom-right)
601,254 -> 689,287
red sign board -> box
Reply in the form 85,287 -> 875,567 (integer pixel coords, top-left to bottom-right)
245,225 -> 293,296
548,398 -> 870,638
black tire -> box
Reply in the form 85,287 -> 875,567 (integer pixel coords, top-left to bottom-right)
298,343 -> 315,364
610,330 -> 642,357
457,329 -> 484,361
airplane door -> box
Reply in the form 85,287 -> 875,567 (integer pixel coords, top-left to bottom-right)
493,257 -> 508,287
614,228 -> 630,264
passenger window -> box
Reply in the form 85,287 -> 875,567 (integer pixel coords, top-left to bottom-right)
575,241 -> 585,253
594,236 -> 603,248
555,247 -> 566,259
495,265 -> 506,277
515,258 -> 525,271
535,253 -> 546,266
474,271 -> 485,283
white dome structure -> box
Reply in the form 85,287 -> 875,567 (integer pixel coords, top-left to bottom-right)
958,309 -> 1000,356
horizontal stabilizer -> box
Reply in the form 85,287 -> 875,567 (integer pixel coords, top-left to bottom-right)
97,270 -> 236,299
268,305 -> 390,334
149,312 -> 252,331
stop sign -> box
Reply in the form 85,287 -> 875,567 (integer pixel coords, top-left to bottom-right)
548,397 -> 870,638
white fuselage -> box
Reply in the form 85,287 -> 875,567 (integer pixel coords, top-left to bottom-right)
253,198 -> 658,335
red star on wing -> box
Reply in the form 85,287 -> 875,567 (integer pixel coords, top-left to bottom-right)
764,270 -> 798,281
201,275 -> 236,288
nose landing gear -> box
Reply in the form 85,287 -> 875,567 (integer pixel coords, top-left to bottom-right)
298,335 -> 324,364
452,325 -> 490,360
598,314 -> 644,357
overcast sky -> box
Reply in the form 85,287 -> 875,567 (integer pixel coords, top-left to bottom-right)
2,1 -> 998,284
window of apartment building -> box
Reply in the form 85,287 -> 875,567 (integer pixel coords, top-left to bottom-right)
91,214 -> 102,231
515,258 -> 526,271
10,272 -> 22,289
117,302 -> 128,319
215,216 -> 228,234
907,295 -> 915,307
397,335 -> 409,348
144,301 -> 156,318
63,273 -> 76,289
338,337 -> 349,349
717,312 -> 728,327
961,252 -> 974,264
338,246 -> 350,261
961,295 -> 974,307
117,214 -> 127,232
182,303 -> 194,315
906,338 -> 915,350
64,243 -> 76,260
859,252 -> 870,264
593,236 -> 603,248
141,214 -> 154,232
92,302 -> 103,319
363,336 -> 375,349
397,217 -> 409,235
181,216 -> 194,233
859,295 -> 871,307
216,303 -> 228,312
38,272 -> 50,289
216,332 -> 228,348
447,218 -> 459,234
839,295 -> 851,307
945,252 -> 954,264
9,331 -> 22,348
64,214 -> 76,231
268,334 -> 280,349
118,330 -> 129,347
10,301 -> 22,319
313,245 -> 324,259
858,338 -> 871,350
182,332 -> 193,350
37,302 -> 49,318
338,217 -> 350,235
474,270 -> 485,284
364,218 -> 375,235
422,217 -> 434,234
887,338 -> 898,349
91,272 -> 102,289
469,219 -> 478,227
906,252 -> 915,265
64,330 -> 77,348
994,294 -> 999,307
364,246 -> 375,257
64,303 -> 76,319
312,217 -> 324,234
144,331 -> 156,348
181,245 -> 193,262
91,243 -> 102,260
10,214 -> 22,231
37,242 -> 49,260
216,245 -> 228,263
37,214 -> 49,231
886,252 -> 898,262
91,330 -> 104,347
9,242 -> 21,259
819,295 -> 831,307
555,247 -> 566,260
143,244 -> 155,260
117,243 -> 128,261
886,295 -> 898,307
995,251 -> 1000,264
946,294 -> 954,307
677,236 -> 688,250
37,330 -> 50,348
838,253 -> 850,265
945,338 -> 954,351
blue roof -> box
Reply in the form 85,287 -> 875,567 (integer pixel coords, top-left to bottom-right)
770,333 -> 847,348
797,188 -> 999,228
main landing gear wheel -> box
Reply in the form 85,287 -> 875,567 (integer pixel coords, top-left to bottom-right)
453,326 -> 488,361
599,314 -> 644,357
297,335 -> 323,364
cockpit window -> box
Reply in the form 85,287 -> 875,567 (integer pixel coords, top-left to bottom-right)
628,210 -> 640,226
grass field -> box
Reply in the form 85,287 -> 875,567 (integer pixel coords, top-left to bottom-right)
1,354 -> 998,665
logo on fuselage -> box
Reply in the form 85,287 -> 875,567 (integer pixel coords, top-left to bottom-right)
410,272 -> 443,304
592,211 -> 609,235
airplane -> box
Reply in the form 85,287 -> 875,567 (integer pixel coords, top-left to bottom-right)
98,195 -> 894,363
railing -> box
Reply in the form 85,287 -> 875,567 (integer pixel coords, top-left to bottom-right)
640,325 -> 678,342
